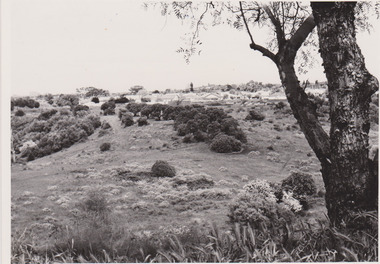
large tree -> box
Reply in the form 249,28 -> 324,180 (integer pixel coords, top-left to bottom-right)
152,1 -> 378,225
311,2 -> 378,225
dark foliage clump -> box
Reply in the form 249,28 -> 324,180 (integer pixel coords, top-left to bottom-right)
91,97 -> 100,104
281,171 -> 317,198
100,142 -> 111,152
101,121 -> 111,130
114,97 -> 130,104
101,101 -> 116,116
121,113 -> 134,127
73,105 -> 90,116
56,94 -> 80,108
210,133 -> 242,153
126,103 -> 146,116
245,109 -> 265,121
38,109 -> 58,120
11,97 -> 40,109
15,109 -> 25,117
151,160 -> 176,177
137,116 -> 149,126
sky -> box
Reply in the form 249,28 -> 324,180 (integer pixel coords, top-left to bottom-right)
9,0 -> 380,96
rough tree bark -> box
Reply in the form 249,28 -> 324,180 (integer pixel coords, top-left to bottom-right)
311,2 -> 378,225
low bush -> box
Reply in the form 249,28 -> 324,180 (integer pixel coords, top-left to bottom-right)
126,103 -> 146,116
182,134 -> 193,143
91,97 -> 99,103
245,109 -> 265,121
151,160 -> 176,177
114,97 -> 129,104
121,113 -> 134,127
228,179 -> 295,229
100,142 -> 111,152
281,171 -> 317,199
137,116 -> 149,126
11,97 -> 40,108
15,109 -> 25,116
38,109 -> 58,120
73,105 -> 90,116
56,94 -> 80,108
101,121 -> 111,130
210,133 -> 242,153
275,101 -> 286,110
101,101 -> 116,116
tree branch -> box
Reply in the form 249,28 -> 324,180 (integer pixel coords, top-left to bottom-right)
239,1 -> 276,62
262,4 -> 286,46
288,14 -> 316,51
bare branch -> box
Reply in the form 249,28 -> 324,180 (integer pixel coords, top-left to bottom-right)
262,4 -> 286,46
239,1 -> 276,62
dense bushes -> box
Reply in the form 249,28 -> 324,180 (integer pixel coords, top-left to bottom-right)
11,97 -> 40,109
12,110 -> 100,161
151,160 -> 176,177
126,103 -> 146,116
210,133 -> 242,153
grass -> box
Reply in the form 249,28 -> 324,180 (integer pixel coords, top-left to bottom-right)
12,212 -> 378,263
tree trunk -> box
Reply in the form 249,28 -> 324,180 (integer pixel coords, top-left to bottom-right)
275,54 -> 332,203
311,2 -> 378,225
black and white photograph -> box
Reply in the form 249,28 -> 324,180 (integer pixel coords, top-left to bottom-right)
2,0 -> 379,263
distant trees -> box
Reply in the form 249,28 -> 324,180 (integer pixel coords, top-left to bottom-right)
76,87 -> 110,98
130,85 -> 144,95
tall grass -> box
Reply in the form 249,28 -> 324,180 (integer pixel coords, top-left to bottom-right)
12,211 -> 377,263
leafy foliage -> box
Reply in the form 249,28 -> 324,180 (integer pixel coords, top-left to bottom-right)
101,100 -> 116,116
100,142 -> 111,152
121,113 -> 134,127
11,97 -> 40,109
210,133 -> 242,153
151,160 -> 176,177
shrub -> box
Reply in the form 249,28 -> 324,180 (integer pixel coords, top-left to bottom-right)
91,97 -> 100,103
73,105 -> 90,116
275,101 -> 286,110
101,121 -> 111,130
137,116 -> 149,126
182,134 -> 193,143
38,109 -> 58,120
81,191 -> 109,214
121,113 -> 134,127
141,97 -> 151,103
11,97 -> 40,108
56,94 -> 80,108
177,124 -> 187,136
15,110 -> 25,116
281,171 -> 317,199
151,160 -> 176,177
245,109 -> 265,121
126,103 -> 146,116
101,101 -> 116,115
100,142 -> 111,152
210,133 -> 242,153
228,179 -> 294,228
114,97 -> 129,104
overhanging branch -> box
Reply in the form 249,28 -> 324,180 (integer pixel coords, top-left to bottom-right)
239,1 -> 276,62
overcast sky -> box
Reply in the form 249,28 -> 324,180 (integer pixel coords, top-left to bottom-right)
10,0 -> 380,96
